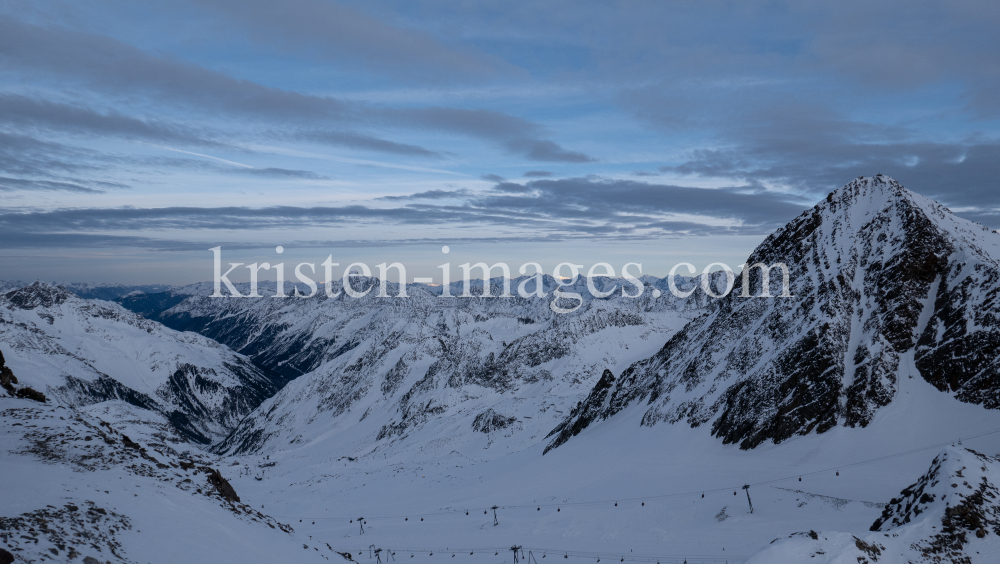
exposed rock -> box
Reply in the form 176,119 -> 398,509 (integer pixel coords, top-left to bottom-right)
548,175 -> 1000,452
545,369 -> 617,452
870,448 -> 1000,560
1,348 -> 45,402
748,447 -> 1000,563
0,547 -> 14,564
0,349 -> 17,396
471,408 -> 517,434
4,281 -> 71,310
121,435 -> 142,450
204,467 -> 241,503
15,386 -> 46,403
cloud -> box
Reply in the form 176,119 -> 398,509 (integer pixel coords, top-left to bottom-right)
293,130 -> 442,157
0,93 -> 221,146
0,132 -> 98,177
0,176 -> 104,193
234,167 -> 329,180
652,96 -> 1000,220
801,1 -> 1000,115
0,176 -> 814,251
0,17 -> 348,121
474,177 -> 809,228
195,0 -> 508,81
0,17 -> 589,162
0,131 -> 132,192
523,170 -> 552,177
377,107 -> 596,162
0,130 -> 330,188
0,91 -> 445,161
480,174 -> 505,182
378,189 -> 470,201
617,84 -> 1000,227
506,139 -> 594,163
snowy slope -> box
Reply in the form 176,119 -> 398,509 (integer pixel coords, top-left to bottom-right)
207,360 -> 1000,564
747,447 -> 1000,563
0,281 -> 286,443
0,395 -> 332,564
549,175 -> 1000,452
5,352 -> 1000,563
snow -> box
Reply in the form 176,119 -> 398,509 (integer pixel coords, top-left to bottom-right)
0,283 -> 281,442
3,176 -> 1000,563
0,398 -> 332,564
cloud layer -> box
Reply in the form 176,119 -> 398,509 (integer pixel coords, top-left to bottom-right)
0,1 -> 997,281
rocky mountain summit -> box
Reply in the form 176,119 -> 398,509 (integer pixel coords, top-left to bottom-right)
547,175 -> 1000,452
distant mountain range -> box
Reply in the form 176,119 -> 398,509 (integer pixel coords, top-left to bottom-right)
4,175 -> 1000,562
4,176 -> 999,457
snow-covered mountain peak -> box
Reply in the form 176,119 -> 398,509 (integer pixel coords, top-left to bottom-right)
548,176 -> 1000,452
5,280 -> 73,310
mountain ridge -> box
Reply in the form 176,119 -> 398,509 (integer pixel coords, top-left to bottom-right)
546,174 -> 1000,452
0,281 -> 289,444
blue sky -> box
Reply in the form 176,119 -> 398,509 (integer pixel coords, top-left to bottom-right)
1,0 -> 998,284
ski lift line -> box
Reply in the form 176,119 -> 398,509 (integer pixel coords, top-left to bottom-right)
326,546 -> 747,563
275,425 -> 1000,522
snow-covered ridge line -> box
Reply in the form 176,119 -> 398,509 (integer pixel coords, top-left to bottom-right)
0,281 -> 288,444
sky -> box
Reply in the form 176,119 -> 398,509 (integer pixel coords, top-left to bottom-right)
1,0 -> 998,284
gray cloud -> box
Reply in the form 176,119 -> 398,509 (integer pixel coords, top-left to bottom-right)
378,107 -> 596,162
294,130 -> 442,157
802,1 -> 1000,115
617,83 -> 1000,227
0,93 -> 220,146
507,139 -> 594,163
653,97 -> 1000,224
0,130 -> 329,188
0,92 -> 448,159
195,0 -> 507,81
480,174 -> 505,182
0,176 -> 814,251
473,177 -> 809,228
234,167 -> 329,180
0,176 -> 104,193
0,131 -> 133,192
0,132 -> 97,177
378,189 -> 470,201
0,17 -> 348,121
0,17 -> 589,162
523,170 -> 552,177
